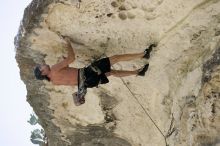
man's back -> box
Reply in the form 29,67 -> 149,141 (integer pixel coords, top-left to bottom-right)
49,67 -> 78,86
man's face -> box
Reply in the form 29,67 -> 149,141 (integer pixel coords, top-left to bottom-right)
40,64 -> 50,75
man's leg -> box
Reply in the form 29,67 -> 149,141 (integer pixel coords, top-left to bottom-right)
107,70 -> 138,77
108,44 -> 157,65
109,52 -> 144,65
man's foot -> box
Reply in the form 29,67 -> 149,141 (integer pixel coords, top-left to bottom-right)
143,44 -> 157,59
137,64 -> 149,76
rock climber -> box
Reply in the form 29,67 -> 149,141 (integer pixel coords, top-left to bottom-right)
34,37 -> 156,105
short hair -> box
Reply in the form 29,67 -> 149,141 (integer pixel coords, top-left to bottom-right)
34,65 -> 50,81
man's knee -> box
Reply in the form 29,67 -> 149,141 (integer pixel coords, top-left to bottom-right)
105,70 -> 116,77
107,70 -> 119,77
105,72 -> 111,77
109,55 -> 119,65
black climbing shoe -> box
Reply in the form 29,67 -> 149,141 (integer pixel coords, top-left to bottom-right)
138,64 -> 149,76
143,44 -> 157,59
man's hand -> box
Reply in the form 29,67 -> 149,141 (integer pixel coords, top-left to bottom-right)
60,35 -> 72,45
64,36 -> 72,44
62,36 -> 71,48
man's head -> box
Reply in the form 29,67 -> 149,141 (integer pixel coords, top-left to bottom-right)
34,64 -> 50,81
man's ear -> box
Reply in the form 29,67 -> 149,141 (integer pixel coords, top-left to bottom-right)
41,72 -> 45,75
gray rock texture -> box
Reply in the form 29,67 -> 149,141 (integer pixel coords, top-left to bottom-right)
15,0 -> 220,146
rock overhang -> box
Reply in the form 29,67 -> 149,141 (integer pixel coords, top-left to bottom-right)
15,0 -> 220,145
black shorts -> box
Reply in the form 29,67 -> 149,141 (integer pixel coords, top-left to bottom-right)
92,57 -> 111,73
84,58 -> 111,88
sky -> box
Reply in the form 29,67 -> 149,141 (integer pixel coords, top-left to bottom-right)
0,0 -> 39,146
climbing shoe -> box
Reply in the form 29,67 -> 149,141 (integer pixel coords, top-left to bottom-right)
138,64 -> 149,76
143,44 -> 157,59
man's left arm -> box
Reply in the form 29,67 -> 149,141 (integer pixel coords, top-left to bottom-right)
65,38 -> 75,61
51,38 -> 75,71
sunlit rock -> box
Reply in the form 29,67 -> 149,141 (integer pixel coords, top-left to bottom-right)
15,0 -> 220,145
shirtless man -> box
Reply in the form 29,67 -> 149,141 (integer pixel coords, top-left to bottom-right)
34,38 -> 156,105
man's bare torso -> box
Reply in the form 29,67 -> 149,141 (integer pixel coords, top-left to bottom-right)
49,67 -> 78,86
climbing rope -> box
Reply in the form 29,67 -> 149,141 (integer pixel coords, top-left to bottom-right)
117,74 -> 168,146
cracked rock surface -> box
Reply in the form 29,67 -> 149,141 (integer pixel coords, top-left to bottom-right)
15,0 -> 220,146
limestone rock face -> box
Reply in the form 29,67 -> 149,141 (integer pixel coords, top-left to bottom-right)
15,0 -> 220,146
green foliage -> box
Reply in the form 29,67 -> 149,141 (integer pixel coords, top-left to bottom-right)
31,129 -> 43,139
30,129 -> 47,145
28,114 -> 39,125
30,138 -> 44,145
28,112 -> 47,145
